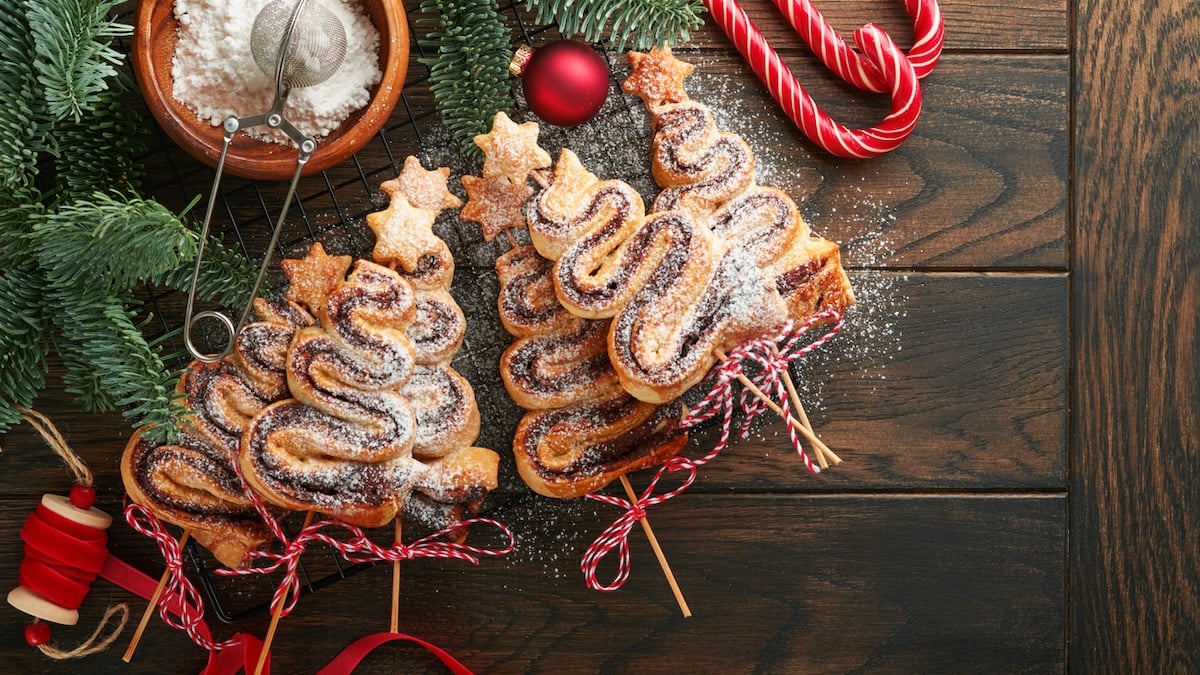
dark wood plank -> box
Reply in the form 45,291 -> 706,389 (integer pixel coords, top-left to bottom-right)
0,494 -> 1064,673
685,271 -> 1068,491
1071,1 -> 1200,671
507,0 -> 1070,51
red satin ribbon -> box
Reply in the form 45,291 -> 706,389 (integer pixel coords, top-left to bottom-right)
17,502 -> 109,611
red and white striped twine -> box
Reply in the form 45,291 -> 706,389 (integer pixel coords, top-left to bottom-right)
124,503 -> 240,652
219,517 -> 516,618
581,310 -> 844,590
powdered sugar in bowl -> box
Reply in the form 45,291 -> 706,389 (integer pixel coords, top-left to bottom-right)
134,0 -> 407,180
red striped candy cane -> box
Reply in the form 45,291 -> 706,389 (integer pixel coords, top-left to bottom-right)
703,0 -> 942,158
773,0 -> 944,93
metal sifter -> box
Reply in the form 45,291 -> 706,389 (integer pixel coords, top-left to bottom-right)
183,0 -> 348,362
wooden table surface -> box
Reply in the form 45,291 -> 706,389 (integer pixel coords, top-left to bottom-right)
2,0 -> 1196,672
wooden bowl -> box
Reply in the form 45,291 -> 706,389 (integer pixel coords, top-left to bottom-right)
133,0 -> 408,181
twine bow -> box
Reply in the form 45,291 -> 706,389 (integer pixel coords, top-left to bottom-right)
219,516 -> 516,617
581,455 -> 699,591
124,503 -> 239,652
581,310 -> 845,591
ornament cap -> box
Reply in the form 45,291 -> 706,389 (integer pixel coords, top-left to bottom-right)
509,44 -> 534,77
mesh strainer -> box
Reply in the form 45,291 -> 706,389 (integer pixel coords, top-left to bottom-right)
184,0 -> 349,362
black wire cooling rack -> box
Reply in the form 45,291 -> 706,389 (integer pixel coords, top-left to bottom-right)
122,0 -> 664,623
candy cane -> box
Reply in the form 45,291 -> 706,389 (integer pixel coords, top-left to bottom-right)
703,0 -> 942,158
773,0 -> 944,93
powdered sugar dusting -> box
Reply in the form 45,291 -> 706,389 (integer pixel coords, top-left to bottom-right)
171,0 -> 382,145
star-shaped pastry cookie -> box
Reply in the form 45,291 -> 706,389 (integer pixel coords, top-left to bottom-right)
393,156 -> 462,212
460,175 -> 534,242
473,112 -> 552,185
281,243 -> 352,314
547,149 -> 599,199
367,191 -> 442,273
622,45 -> 694,106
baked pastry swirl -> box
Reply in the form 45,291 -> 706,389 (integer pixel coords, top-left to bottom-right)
121,299 -> 310,568
527,149 -> 790,403
241,254 -> 497,528
460,116 -> 688,498
494,245 -> 688,498
627,46 -> 856,320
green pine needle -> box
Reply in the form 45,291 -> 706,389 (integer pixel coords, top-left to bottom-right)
50,289 -> 184,440
528,0 -> 704,51
418,0 -> 514,159
0,4 -> 46,203
26,0 -> 132,123
33,193 -> 200,294
0,266 -> 50,432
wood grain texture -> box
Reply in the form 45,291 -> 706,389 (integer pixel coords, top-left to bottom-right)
687,272 -> 1068,491
0,1 -> 1085,672
0,495 -> 1064,673
1072,0 -> 1200,671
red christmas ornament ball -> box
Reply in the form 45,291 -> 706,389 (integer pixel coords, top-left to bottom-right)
515,41 -> 609,127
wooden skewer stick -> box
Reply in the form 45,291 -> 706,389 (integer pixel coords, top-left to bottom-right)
770,345 -> 840,468
390,518 -> 402,634
714,350 -> 842,466
503,228 -> 520,249
254,511 -> 315,675
618,475 -> 691,618
122,529 -> 193,662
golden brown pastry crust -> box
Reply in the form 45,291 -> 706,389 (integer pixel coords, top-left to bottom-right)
121,299 -> 308,568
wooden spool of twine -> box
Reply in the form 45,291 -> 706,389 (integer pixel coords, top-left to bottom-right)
5,406 -> 129,659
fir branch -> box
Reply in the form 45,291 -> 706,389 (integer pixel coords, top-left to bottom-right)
32,193 -> 200,294
418,0 -> 514,159
528,0 -> 704,51
26,0 -> 132,122
0,266 -> 50,432
0,2 -> 47,203
49,287 -> 184,440
152,233 -> 261,309
55,75 -> 144,197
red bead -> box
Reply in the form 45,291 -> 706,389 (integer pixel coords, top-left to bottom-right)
519,41 -> 609,127
24,622 -> 51,647
69,485 -> 96,510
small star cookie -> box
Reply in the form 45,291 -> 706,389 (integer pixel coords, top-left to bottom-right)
473,112 -> 552,185
282,243 -> 352,315
622,45 -> 694,106
367,190 -> 442,273
394,156 -> 462,212
460,175 -> 534,242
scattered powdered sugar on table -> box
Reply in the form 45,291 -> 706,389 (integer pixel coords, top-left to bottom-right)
171,0 -> 381,145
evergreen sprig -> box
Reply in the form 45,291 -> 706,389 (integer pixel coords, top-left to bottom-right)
528,0 -> 704,51
26,0 -> 131,122
0,0 -> 255,438
0,4 -> 46,203
49,290 -> 185,435
33,194 -> 200,293
418,0 -> 514,159
0,266 -> 50,428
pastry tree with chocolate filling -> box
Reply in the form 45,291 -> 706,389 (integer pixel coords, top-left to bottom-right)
523,47 -> 855,404
122,300 -> 312,569
624,45 -> 856,324
462,113 -> 688,498
240,159 -> 499,530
